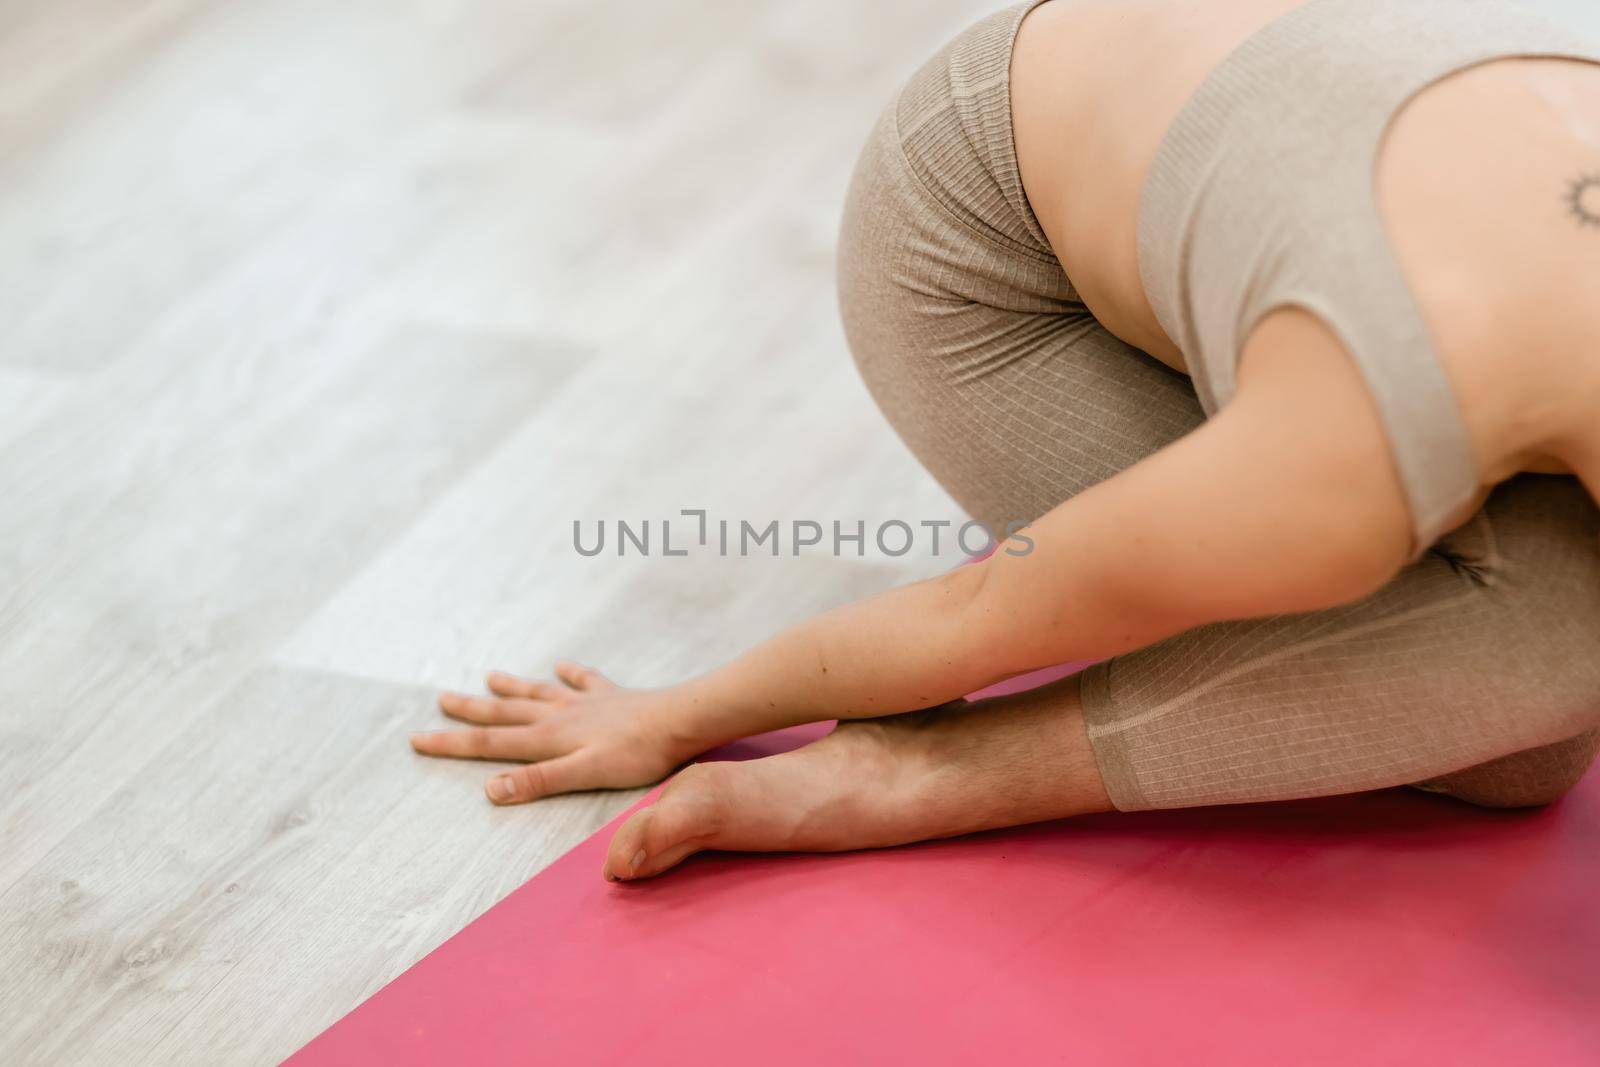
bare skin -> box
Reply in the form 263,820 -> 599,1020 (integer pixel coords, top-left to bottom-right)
412,663 -> 1111,881
414,1 -> 1600,880
603,676 -> 1110,882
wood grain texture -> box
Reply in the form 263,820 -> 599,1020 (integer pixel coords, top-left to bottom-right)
0,665 -> 636,1065
0,0 -> 989,1062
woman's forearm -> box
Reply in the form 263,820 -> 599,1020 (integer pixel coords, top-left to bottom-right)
656,380 -> 1413,757
666,562 -> 1005,751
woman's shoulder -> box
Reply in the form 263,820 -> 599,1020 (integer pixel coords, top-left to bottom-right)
1378,57 -> 1600,483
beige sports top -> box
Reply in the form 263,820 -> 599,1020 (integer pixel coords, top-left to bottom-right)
1138,0 -> 1600,561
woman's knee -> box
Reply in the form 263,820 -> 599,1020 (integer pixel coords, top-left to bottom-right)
1407,487 -> 1600,807
1077,498 -> 1600,810
1459,476 -> 1600,740
1411,729 -> 1600,808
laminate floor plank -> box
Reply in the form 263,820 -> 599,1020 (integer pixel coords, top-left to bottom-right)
0,323 -> 575,891
0,664 -> 634,1066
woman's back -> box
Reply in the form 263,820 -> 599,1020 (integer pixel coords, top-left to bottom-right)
1012,0 -> 1307,366
1011,0 -> 1600,491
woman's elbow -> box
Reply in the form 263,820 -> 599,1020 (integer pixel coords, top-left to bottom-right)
1218,513 -> 1410,620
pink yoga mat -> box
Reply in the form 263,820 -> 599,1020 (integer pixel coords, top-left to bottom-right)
292,663 -> 1600,1065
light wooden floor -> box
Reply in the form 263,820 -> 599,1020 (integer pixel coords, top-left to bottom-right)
0,1 -> 992,1061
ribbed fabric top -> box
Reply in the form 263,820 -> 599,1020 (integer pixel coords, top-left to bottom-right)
1138,0 -> 1600,559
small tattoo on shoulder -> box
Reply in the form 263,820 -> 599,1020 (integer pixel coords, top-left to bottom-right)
1567,172 -> 1600,229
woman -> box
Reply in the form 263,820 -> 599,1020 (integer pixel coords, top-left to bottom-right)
412,0 -> 1600,881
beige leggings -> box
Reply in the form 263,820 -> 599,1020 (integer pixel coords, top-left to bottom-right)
837,5 -> 1600,811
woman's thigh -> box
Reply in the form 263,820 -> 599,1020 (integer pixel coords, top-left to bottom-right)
1079,475 -> 1600,810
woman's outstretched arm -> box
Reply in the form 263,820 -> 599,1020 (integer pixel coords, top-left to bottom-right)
412,315 -> 1418,803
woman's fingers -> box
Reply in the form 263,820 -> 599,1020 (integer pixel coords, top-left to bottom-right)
484,672 -> 566,701
438,690 -> 541,725
481,663 -> 615,699
415,663 -> 624,804
485,753 -> 596,805
553,659 -> 611,691
410,724 -> 561,762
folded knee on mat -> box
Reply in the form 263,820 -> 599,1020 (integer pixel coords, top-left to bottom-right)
1411,729 -> 1600,808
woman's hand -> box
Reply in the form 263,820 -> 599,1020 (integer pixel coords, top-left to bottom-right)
409,661 -> 697,805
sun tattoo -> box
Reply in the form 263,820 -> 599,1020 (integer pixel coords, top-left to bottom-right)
1568,172 -> 1600,229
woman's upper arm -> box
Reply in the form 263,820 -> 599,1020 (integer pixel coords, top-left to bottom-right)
965,334 -> 1415,675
